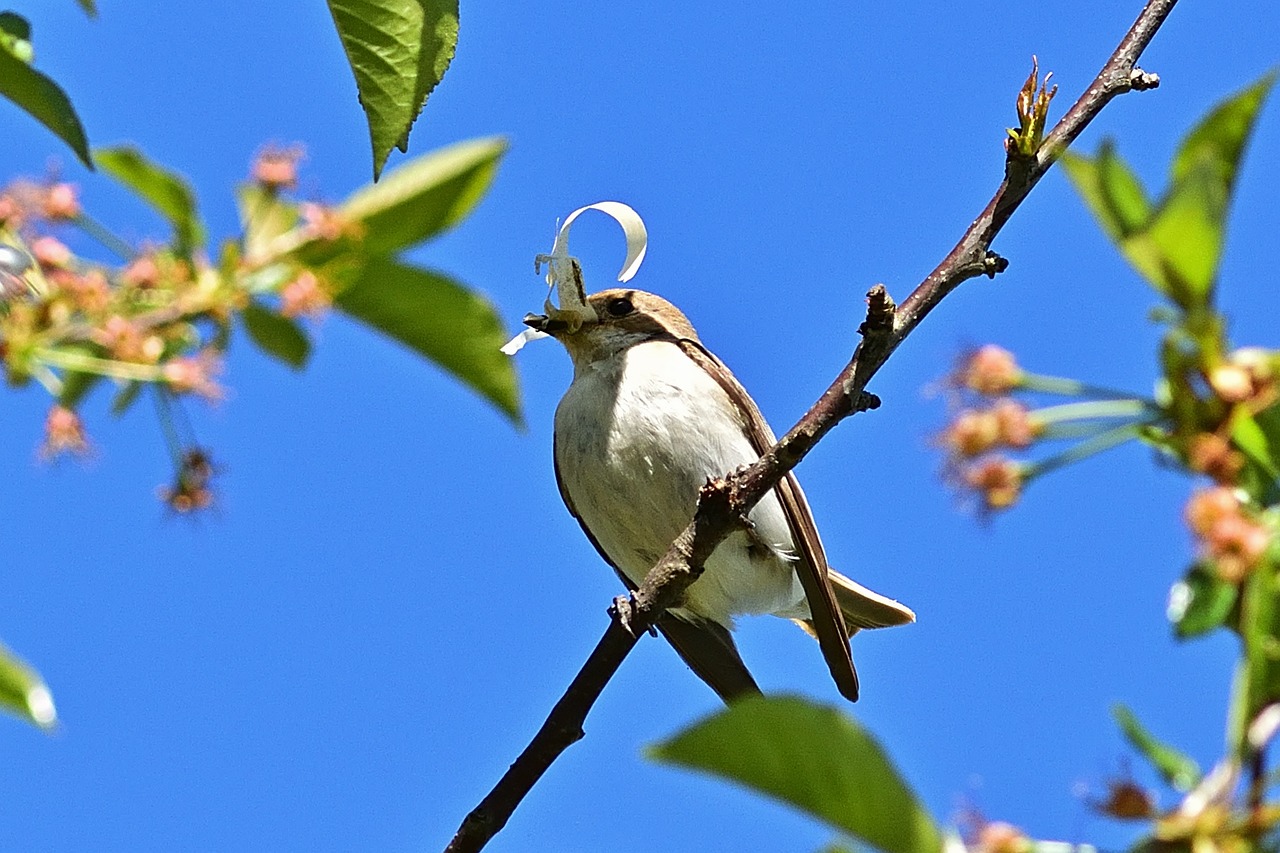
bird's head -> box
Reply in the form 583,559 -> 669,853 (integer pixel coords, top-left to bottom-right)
522,288 -> 700,368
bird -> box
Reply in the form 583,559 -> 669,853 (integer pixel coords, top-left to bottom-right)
525,287 -> 913,703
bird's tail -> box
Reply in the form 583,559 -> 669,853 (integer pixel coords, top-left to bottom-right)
792,570 -> 914,637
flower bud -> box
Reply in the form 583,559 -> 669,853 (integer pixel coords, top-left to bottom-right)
42,183 -> 81,221
959,345 -> 1021,396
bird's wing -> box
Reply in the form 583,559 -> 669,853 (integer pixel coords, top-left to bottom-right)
653,613 -> 761,702
554,451 -> 761,703
677,338 -> 861,703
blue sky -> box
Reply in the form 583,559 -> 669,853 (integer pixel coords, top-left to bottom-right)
1,2 -> 1278,851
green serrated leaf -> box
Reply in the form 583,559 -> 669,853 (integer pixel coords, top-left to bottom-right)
0,24 -> 91,168
0,642 -> 56,730
240,300 -> 310,370
326,0 -> 459,179
649,695 -> 942,853
1168,564 -> 1238,639
334,257 -> 520,422
1112,704 -> 1201,791
338,135 -> 506,256
95,145 -> 205,257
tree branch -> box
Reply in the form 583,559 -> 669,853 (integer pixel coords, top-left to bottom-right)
446,2 -> 1178,849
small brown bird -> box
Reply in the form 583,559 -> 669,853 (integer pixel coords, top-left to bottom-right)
527,287 -> 913,703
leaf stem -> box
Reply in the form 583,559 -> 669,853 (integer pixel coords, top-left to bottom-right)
1029,422 -> 1145,479
1020,372 -> 1149,400
33,347 -> 162,383
72,213 -> 136,261
30,362 -> 63,396
1032,398 -> 1160,425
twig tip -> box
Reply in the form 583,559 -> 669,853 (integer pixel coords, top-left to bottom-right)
1129,68 -> 1161,91
984,252 -> 1010,278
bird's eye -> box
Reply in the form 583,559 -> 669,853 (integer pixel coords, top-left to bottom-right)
604,297 -> 633,317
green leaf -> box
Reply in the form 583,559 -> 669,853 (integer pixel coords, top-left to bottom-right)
334,257 -> 520,422
0,12 -> 33,62
1172,72 -> 1277,193
1234,411 -> 1280,487
0,642 -> 56,730
1065,73 -> 1275,312
58,369 -> 100,408
1141,163 -> 1223,310
1112,704 -> 1201,791
1246,403 -> 1280,505
326,0 -> 460,179
95,145 -> 205,256
237,184 -> 299,261
240,300 -> 310,370
648,695 -> 942,853
338,135 -> 506,256
1242,558 -> 1280,725
1096,140 -> 1151,236
110,380 -> 143,416
1168,564 -> 1238,639
1063,151 -> 1215,309
50,343 -> 103,407
1142,72 -> 1275,309
76,0 -> 98,16
1060,153 -> 1114,234
0,18 -> 91,168
1060,142 -> 1150,242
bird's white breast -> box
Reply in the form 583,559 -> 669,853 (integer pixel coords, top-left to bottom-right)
554,340 -> 807,627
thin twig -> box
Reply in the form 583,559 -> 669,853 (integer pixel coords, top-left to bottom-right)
446,2 -> 1178,850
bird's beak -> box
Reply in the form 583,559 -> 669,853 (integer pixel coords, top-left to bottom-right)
522,312 -> 570,334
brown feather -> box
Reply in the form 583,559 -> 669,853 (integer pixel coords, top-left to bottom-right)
553,452 -> 761,703
828,569 -> 915,630
676,338 -> 862,703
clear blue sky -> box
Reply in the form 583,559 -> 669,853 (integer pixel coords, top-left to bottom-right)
1,2 -> 1278,851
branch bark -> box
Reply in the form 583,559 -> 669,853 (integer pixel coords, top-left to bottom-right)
446,2 -> 1178,850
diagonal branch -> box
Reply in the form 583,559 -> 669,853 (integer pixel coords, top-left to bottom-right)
446,2 -> 1177,850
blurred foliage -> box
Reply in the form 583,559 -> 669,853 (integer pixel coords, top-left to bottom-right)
921,71 -> 1280,853
650,71 -> 1280,853
0,643 -> 56,730
0,0 -> 486,736
1,134 -> 515,473
0,136 -> 514,727
649,695 -> 942,853
0,10 -> 91,168
1113,705 -> 1202,792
